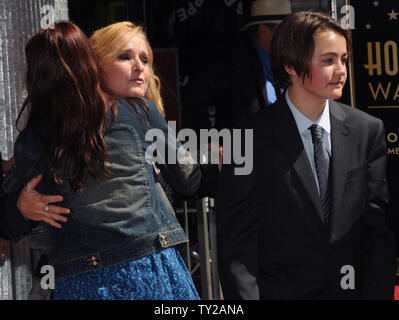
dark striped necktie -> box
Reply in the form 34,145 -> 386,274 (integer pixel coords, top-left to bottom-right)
309,124 -> 331,227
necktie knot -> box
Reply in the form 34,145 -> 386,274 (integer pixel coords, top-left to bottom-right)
310,124 -> 323,143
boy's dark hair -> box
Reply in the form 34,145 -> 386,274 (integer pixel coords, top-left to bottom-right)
271,11 -> 350,91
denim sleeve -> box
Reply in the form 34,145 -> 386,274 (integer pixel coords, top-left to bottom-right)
144,100 -> 202,197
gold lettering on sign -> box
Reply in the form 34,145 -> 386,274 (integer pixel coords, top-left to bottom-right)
364,41 -> 399,76
388,148 -> 399,155
384,41 -> 398,76
364,42 -> 382,76
368,82 -> 391,100
387,132 -> 398,143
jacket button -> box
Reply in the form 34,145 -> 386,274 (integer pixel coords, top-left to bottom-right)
159,233 -> 170,247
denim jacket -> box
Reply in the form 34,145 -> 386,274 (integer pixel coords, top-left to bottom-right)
2,98 -> 201,280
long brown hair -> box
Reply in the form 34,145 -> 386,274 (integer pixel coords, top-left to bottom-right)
17,21 -> 110,192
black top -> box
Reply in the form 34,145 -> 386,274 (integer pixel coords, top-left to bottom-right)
0,152 -> 32,241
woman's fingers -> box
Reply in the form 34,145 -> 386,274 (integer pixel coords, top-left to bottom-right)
17,174 -> 71,228
43,204 -> 69,223
45,203 -> 70,215
24,174 -> 42,190
40,196 -> 70,224
42,216 -> 62,229
40,195 -> 69,213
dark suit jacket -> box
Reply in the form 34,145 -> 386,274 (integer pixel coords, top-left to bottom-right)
217,98 -> 396,300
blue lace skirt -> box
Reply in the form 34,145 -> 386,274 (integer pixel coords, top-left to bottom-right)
53,247 -> 199,300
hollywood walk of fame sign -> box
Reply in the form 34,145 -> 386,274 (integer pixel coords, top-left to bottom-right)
347,0 -> 399,203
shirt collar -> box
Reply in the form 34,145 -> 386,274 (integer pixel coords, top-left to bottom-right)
285,90 -> 330,135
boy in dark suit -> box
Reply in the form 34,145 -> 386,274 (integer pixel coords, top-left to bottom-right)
217,11 -> 396,300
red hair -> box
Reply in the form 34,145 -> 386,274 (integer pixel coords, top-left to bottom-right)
17,21 -> 110,192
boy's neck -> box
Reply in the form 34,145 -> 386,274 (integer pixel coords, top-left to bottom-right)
287,87 -> 327,122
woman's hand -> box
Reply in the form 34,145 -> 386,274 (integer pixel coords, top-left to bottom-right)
17,174 -> 70,229
0,238 -> 9,264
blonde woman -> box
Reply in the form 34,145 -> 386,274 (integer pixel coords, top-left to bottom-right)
89,21 -> 165,117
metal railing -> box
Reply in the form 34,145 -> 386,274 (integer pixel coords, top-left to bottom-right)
177,198 -> 223,300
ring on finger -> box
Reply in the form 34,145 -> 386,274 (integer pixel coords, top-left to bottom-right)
45,205 -> 49,213
26,183 -> 34,189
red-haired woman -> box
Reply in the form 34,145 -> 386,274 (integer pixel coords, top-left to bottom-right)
2,21 -> 200,300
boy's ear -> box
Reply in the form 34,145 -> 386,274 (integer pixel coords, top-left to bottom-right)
284,65 -> 297,77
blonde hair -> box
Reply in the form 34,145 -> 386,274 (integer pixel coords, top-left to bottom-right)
89,21 -> 165,117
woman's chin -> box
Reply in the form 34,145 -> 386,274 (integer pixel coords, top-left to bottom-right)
128,89 -> 145,99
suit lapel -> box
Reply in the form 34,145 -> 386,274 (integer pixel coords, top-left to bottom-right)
329,100 -> 353,242
271,99 -> 325,223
